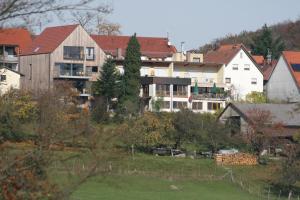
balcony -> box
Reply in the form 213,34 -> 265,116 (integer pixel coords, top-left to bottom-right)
54,63 -> 90,79
192,93 -> 228,100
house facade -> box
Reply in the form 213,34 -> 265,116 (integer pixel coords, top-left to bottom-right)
19,25 -> 106,99
0,67 -> 23,94
92,34 -> 227,113
266,51 -> 300,102
0,28 -> 32,71
205,44 -> 264,100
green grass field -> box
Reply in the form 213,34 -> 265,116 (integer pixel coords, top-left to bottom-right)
62,154 -> 280,200
72,175 -> 259,200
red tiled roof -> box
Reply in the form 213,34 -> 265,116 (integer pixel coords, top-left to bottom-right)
252,55 -> 264,65
282,51 -> 300,87
261,60 -> 277,81
0,28 -> 32,54
91,35 -> 177,58
204,44 -> 244,64
21,24 -> 78,55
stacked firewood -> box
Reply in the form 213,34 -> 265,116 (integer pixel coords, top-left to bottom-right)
215,153 -> 258,165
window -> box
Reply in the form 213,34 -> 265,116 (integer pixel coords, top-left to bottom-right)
160,101 -> 170,109
156,84 -> 170,96
251,78 -> 257,85
232,64 -> 238,70
86,47 -> 95,60
56,63 -> 84,76
173,101 -> 187,109
173,85 -> 188,97
225,78 -> 231,84
192,102 -> 203,110
208,102 -> 221,110
63,46 -> 84,60
244,64 -> 250,70
240,52 -> 243,59
92,66 -> 98,72
0,75 -> 6,82
192,57 -> 201,62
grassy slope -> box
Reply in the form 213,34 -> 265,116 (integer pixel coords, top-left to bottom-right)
69,154 -> 275,200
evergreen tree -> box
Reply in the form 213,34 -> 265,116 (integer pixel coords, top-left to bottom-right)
120,33 -> 142,115
92,58 -> 119,111
251,24 -> 285,59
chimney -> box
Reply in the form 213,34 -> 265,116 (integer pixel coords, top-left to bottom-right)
267,49 -> 272,65
117,48 -> 122,59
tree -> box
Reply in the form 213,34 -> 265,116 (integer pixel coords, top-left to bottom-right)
245,91 -> 267,103
245,108 -> 282,155
120,33 -> 142,116
92,58 -> 120,112
0,0 -> 111,31
251,24 -> 285,59
71,12 -> 121,35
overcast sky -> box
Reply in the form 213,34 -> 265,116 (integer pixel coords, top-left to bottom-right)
49,0 -> 300,50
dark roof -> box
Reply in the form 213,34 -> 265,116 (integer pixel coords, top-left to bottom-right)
21,24 -> 78,55
0,28 -> 32,54
220,103 -> 300,127
91,35 -> 177,58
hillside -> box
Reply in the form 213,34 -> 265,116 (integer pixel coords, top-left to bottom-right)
198,19 -> 300,53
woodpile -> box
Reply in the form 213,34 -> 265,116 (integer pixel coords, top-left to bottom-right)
215,153 -> 258,165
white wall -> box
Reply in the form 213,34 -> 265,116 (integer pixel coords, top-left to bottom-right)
224,49 -> 264,100
267,56 -> 300,102
0,68 -> 21,95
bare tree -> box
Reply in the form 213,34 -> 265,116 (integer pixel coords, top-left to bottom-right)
71,11 -> 121,35
0,0 -> 112,30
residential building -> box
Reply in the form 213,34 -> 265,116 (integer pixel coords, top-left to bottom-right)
0,67 -> 23,94
19,24 -> 106,100
92,34 -> 226,113
0,28 -> 32,71
266,51 -> 300,102
218,103 -> 300,140
204,44 -> 264,100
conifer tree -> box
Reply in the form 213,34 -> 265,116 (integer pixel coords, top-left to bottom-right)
120,33 -> 142,115
251,24 -> 285,59
92,58 -> 119,111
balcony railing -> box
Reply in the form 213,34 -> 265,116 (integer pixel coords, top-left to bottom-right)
192,93 -> 228,100
0,55 -> 18,62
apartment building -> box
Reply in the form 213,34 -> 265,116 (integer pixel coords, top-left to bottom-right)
0,28 -> 32,71
205,44 -> 264,100
92,34 -> 227,112
19,24 -> 106,99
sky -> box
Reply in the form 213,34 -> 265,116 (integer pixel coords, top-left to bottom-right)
105,0 -> 300,50
51,0 -> 300,50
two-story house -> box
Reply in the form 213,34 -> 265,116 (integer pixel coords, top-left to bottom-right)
19,24 -> 106,100
204,44 -> 264,100
266,51 -> 300,102
0,28 -> 32,71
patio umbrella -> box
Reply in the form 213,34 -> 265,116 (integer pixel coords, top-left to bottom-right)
211,82 -> 217,94
193,81 -> 199,95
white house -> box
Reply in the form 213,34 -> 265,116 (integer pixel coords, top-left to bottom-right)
266,51 -> 300,102
0,67 -> 23,94
205,44 -> 264,100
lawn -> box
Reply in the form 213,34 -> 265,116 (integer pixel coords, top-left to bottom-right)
64,154 -> 278,200
71,175 -> 259,200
